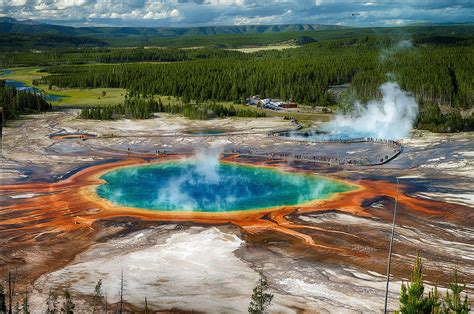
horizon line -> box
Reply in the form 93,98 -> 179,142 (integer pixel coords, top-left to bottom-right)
2,16 -> 473,29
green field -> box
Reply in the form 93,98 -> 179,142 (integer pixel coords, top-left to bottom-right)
1,66 -> 328,124
2,67 -> 127,107
2,24 -> 473,131
228,44 -> 298,53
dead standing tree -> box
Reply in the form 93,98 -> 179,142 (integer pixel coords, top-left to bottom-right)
8,270 -> 18,314
117,270 -> 127,314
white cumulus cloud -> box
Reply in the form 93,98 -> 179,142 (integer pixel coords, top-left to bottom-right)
0,0 -> 472,27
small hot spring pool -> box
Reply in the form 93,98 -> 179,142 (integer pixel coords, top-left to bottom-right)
96,161 -> 355,212
277,130 -> 366,142
185,129 -> 226,135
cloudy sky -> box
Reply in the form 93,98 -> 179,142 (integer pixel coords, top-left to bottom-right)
1,0 -> 473,27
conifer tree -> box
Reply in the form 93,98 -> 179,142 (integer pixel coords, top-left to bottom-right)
92,279 -> 104,314
399,254 -> 470,314
61,289 -> 75,314
21,290 -> 29,314
248,273 -> 273,314
399,253 -> 431,313
46,289 -> 58,314
426,286 -> 441,314
443,270 -> 470,314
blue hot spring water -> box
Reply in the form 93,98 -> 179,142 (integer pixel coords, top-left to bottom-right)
187,129 -> 226,135
96,161 -> 355,212
0,70 -> 13,76
4,79 -> 69,102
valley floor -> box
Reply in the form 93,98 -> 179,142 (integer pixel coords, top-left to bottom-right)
1,111 -> 473,313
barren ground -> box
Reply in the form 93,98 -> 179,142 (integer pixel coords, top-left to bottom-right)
1,110 -> 473,313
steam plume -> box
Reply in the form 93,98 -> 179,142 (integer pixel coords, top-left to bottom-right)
380,39 -> 413,62
154,147 -> 225,211
322,82 -> 418,140
194,146 -> 224,184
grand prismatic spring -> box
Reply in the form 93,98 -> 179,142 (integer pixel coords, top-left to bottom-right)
96,161 -> 355,212
0,86 -> 472,312
1,129 -> 473,312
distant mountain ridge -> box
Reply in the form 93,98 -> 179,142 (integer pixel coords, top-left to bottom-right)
0,17 -> 348,38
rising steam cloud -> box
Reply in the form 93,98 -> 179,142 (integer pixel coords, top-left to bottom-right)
154,146 -> 228,211
153,146 -> 336,211
380,39 -> 413,62
322,82 -> 418,140
99,146 -> 351,212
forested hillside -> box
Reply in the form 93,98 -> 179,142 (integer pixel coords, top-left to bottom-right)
37,36 -> 473,132
0,18 -> 345,37
0,47 -> 246,67
79,97 -> 265,120
2,28 -> 473,132
0,80 -> 52,121
0,18 -> 472,50
0,34 -> 108,50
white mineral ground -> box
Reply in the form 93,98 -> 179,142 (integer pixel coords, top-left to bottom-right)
2,110 -> 473,313
396,130 -> 474,207
29,225 -> 403,313
1,110 -> 399,182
